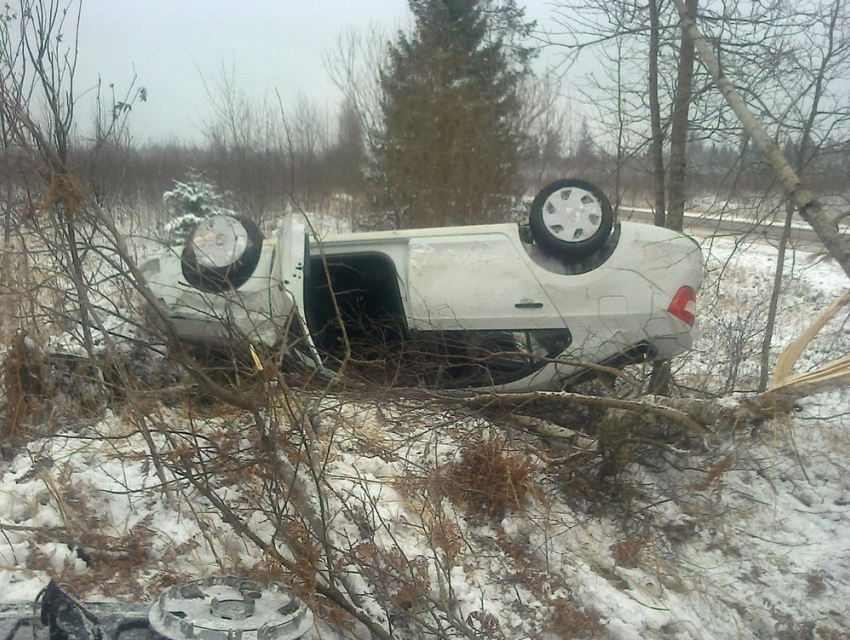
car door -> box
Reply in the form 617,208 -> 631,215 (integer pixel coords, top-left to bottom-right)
275,215 -> 323,368
406,228 -> 559,332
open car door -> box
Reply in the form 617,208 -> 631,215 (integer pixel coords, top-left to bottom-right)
275,215 -> 323,369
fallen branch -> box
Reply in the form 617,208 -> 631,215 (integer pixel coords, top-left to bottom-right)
444,389 -> 714,436
510,414 -> 598,449
763,290 -> 850,402
766,356 -> 850,401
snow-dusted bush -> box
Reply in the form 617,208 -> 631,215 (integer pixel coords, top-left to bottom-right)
161,173 -> 237,245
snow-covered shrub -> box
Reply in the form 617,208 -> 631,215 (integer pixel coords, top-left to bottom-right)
161,173 -> 237,245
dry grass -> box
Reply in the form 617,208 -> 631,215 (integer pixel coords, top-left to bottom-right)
546,597 -> 606,639
443,437 -> 537,520
26,478 -> 192,600
1,332 -> 49,453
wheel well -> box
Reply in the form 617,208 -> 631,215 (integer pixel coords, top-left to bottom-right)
522,222 -> 621,275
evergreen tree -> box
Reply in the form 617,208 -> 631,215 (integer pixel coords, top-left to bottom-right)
377,0 -> 535,228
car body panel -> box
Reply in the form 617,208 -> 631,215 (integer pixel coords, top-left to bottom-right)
143,242 -> 281,347
317,219 -> 702,350
143,214 -> 704,391
407,232 -> 556,331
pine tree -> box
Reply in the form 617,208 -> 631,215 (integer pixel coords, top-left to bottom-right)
377,0 -> 535,228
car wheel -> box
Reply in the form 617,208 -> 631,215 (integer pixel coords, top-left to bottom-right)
181,215 -> 264,293
529,179 -> 614,259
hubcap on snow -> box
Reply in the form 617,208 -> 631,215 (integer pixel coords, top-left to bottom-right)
149,576 -> 313,640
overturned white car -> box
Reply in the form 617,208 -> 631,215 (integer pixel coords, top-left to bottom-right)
141,179 -> 704,391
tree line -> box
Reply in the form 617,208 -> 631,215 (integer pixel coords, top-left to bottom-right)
4,0 -> 847,234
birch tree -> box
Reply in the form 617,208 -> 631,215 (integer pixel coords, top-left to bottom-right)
671,0 -> 850,279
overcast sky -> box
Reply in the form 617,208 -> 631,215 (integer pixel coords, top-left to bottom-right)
73,1 -> 562,145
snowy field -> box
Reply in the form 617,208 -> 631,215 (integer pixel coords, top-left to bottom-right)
0,225 -> 848,640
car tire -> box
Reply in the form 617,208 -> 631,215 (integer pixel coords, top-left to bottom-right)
529,178 -> 614,259
181,215 -> 264,293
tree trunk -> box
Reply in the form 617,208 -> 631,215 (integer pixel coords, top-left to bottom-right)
758,0 -> 843,390
649,0 -> 696,395
648,0 -> 666,228
759,201 -> 794,391
666,0 -> 697,233
671,0 -> 850,280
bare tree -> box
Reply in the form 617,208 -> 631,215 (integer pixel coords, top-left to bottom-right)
550,0 -> 850,396
754,0 -> 850,389
0,0 -> 96,355
672,0 -> 850,279
665,0 -> 698,233
200,64 -> 286,222
326,25 -> 390,158
284,96 -> 332,210
332,97 -> 367,198
648,0 -> 667,227
517,73 -> 572,186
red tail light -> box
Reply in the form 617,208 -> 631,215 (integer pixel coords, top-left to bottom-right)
668,286 -> 697,326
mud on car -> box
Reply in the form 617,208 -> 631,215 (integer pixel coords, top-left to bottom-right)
141,179 -> 704,391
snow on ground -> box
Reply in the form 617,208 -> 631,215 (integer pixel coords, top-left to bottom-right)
1,230 -> 849,640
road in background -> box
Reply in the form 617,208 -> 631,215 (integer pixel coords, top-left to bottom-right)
618,206 -> 842,254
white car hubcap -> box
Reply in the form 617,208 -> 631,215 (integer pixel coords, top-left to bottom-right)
191,216 -> 249,268
542,186 -> 603,243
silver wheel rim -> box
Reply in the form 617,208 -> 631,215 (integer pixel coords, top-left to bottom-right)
191,216 -> 249,268
541,186 -> 604,243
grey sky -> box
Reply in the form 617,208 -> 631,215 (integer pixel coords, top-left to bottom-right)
74,1 -> 561,145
